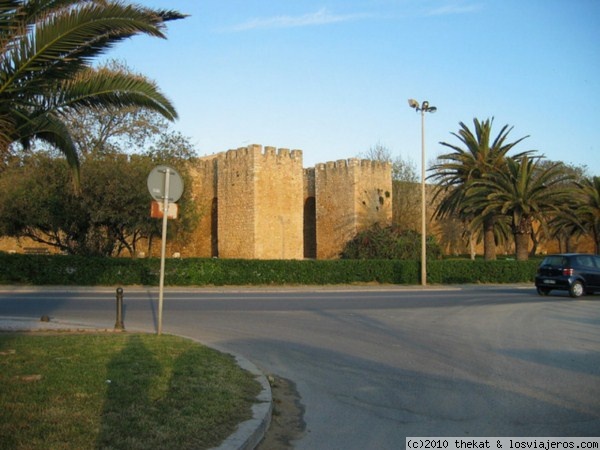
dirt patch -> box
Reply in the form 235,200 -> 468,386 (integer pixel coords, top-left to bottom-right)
257,375 -> 306,449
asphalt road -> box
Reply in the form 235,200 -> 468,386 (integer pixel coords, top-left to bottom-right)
1,285 -> 599,449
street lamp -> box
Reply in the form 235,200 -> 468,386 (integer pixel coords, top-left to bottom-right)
408,99 -> 437,286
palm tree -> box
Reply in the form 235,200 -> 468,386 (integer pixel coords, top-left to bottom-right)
473,155 -> 575,260
429,118 -> 531,260
562,176 -> 600,253
0,0 -> 185,180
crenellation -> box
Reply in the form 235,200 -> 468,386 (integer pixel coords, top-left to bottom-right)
225,149 -> 238,158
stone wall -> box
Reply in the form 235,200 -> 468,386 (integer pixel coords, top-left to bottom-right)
314,159 -> 392,259
187,156 -> 218,257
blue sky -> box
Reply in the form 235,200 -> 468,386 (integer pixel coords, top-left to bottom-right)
106,0 -> 600,175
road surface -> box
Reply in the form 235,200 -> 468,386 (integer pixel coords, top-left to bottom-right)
1,285 -> 599,449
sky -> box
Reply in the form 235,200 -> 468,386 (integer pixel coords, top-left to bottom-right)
105,0 -> 600,175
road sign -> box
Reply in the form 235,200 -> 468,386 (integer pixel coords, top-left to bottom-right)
146,165 -> 185,336
147,165 -> 184,202
150,201 -> 178,219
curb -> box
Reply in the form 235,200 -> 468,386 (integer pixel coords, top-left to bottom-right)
0,316 -> 273,450
211,354 -> 272,450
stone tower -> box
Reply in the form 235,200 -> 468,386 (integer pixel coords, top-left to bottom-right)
311,159 -> 392,259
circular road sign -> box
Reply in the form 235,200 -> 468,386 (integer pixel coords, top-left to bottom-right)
147,165 -> 184,202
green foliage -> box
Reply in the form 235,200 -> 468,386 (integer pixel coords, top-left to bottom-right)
340,225 -> 442,260
0,253 -> 540,286
428,259 -> 539,284
471,155 -> 576,260
0,151 -> 198,256
559,175 -> 600,254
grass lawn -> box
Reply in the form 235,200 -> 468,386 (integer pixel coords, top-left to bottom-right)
0,332 -> 261,450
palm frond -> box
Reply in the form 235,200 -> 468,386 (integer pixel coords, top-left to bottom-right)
57,66 -> 178,120
2,2 -> 182,97
11,108 -> 79,184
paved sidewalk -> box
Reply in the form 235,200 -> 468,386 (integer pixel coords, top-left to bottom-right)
0,315 -> 272,450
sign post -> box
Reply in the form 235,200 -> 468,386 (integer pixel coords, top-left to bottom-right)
147,165 -> 183,335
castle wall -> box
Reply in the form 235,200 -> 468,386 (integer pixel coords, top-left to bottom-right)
314,159 -> 392,259
187,157 -> 218,257
254,146 -> 304,259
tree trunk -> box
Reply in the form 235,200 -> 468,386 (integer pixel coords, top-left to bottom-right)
514,232 -> 530,260
529,229 -> 538,257
514,216 -> 532,261
469,233 -> 476,260
483,215 -> 496,260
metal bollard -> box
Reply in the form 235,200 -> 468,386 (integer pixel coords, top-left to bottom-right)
115,287 -> 125,330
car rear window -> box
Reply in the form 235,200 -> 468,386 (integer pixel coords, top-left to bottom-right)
542,256 -> 566,266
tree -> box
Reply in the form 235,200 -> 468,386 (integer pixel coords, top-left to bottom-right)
0,0 -> 186,178
430,118 -> 532,260
61,60 -> 174,158
360,142 -> 418,182
531,160 -> 587,254
0,149 -> 198,256
0,71 -> 200,257
0,152 -> 89,253
472,155 -> 575,260
560,176 -> 600,254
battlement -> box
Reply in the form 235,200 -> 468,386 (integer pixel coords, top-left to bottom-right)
197,145 -> 304,163
262,146 -> 303,160
193,156 -> 219,170
315,158 -> 391,172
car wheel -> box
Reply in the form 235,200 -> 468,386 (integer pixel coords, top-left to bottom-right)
569,281 -> 584,298
537,287 -> 551,296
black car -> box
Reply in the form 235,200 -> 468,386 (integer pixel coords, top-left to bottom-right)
535,253 -> 600,297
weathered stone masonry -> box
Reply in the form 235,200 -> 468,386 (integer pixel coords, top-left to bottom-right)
188,144 -> 392,260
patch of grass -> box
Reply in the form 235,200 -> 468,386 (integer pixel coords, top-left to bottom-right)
0,333 -> 261,450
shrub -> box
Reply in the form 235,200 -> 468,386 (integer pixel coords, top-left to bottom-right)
0,253 -> 539,286
341,226 -> 442,260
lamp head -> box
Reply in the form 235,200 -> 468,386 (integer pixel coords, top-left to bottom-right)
408,98 -> 419,109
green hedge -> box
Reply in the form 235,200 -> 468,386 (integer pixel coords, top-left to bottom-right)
428,259 -> 539,284
0,253 -> 540,286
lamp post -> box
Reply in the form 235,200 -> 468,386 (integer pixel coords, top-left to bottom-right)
408,99 -> 437,286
